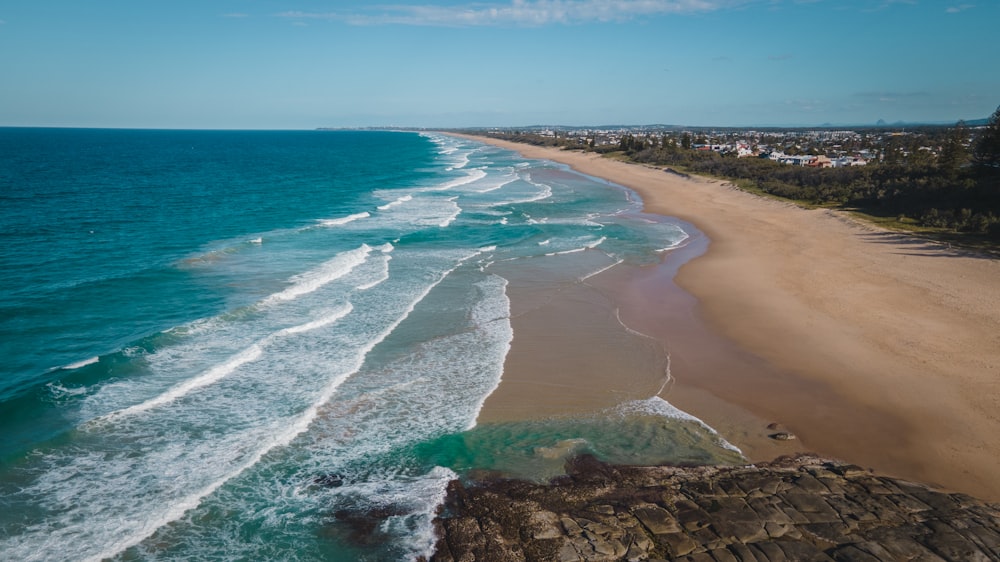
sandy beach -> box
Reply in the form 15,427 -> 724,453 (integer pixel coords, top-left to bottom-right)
461,135 -> 1000,501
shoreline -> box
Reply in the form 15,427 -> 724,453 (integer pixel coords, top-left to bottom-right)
453,134 -> 1000,501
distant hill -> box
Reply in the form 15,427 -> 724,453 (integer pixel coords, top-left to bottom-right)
458,116 -> 990,132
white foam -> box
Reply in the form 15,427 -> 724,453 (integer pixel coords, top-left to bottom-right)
61,356 -> 99,370
83,379 -> 364,562
422,168 -> 486,191
445,152 -> 470,171
47,382 -> 90,398
95,304 -> 354,421
438,197 -> 462,228
580,258 -> 623,281
318,212 -> 370,227
274,305 -> 354,336
494,178 -> 552,205
617,397 -> 744,456
656,229 -> 691,252
544,237 -> 606,257
468,174 -> 516,193
394,466 -> 459,560
264,245 -> 371,305
121,344 -> 263,416
356,254 -> 392,291
463,276 -> 513,429
377,194 -> 413,210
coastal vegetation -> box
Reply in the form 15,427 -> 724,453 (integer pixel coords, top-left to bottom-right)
476,106 -> 1000,247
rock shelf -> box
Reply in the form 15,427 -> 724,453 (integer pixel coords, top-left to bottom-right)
427,454 -> 1000,561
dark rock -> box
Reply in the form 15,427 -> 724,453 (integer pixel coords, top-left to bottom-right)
331,503 -> 411,546
633,504 -> 682,535
428,454 -> 1000,562
661,531 -> 700,557
768,432 -> 796,441
313,473 -> 345,487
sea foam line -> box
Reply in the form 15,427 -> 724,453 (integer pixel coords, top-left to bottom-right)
460,275 -> 512,431
580,258 -> 624,281
264,245 -> 371,305
472,175 -> 517,193
544,236 -> 607,257
445,152 -> 471,171
439,197 -> 461,228
377,194 -> 413,210
357,256 -> 392,291
494,176 -> 553,205
422,168 -> 487,191
656,229 -> 691,252
611,306 -> 675,398
60,356 -> 99,370
616,397 -> 744,456
92,304 -> 355,423
357,253 -> 392,291
318,212 -> 370,227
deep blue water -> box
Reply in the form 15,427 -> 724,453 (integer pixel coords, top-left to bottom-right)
0,129 -> 739,560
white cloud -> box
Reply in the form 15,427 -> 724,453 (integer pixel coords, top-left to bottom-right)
853,91 -> 930,103
945,4 -> 974,13
278,0 -> 744,27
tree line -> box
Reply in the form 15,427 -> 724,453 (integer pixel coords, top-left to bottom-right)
483,106 -> 1000,242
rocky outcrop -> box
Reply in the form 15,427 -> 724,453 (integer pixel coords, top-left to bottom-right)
428,454 -> 1000,561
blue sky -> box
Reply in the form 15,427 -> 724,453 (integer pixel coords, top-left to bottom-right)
0,1 -> 996,129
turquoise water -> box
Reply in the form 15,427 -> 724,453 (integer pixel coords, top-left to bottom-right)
0,129 -> 740,561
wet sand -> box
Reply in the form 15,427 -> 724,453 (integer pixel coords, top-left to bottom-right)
462,135 -> 1000,501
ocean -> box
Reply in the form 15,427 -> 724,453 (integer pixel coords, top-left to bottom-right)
0,129 -> 741,561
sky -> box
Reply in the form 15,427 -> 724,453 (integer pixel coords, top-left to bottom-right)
0,1 -> 997,129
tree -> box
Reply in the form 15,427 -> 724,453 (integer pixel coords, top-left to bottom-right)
681,133 -> 692,150
972,105 -> 1000,170
882,136 -> 904,166
938,121 -> 968,175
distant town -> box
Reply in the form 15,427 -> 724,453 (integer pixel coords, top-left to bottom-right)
469,122 -> 989,168
445,108 -> 1000,242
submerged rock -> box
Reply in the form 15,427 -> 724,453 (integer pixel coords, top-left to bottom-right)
768,432 -> 796,441
314,473 -> 345,487
427,454 -> 1000,561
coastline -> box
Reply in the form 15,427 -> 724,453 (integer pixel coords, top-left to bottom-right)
455,134 -> 1000,501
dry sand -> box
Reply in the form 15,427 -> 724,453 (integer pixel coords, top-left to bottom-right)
460,135 -> 1000,501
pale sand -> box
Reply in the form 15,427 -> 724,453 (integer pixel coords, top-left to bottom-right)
460,135 -> 1000,500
